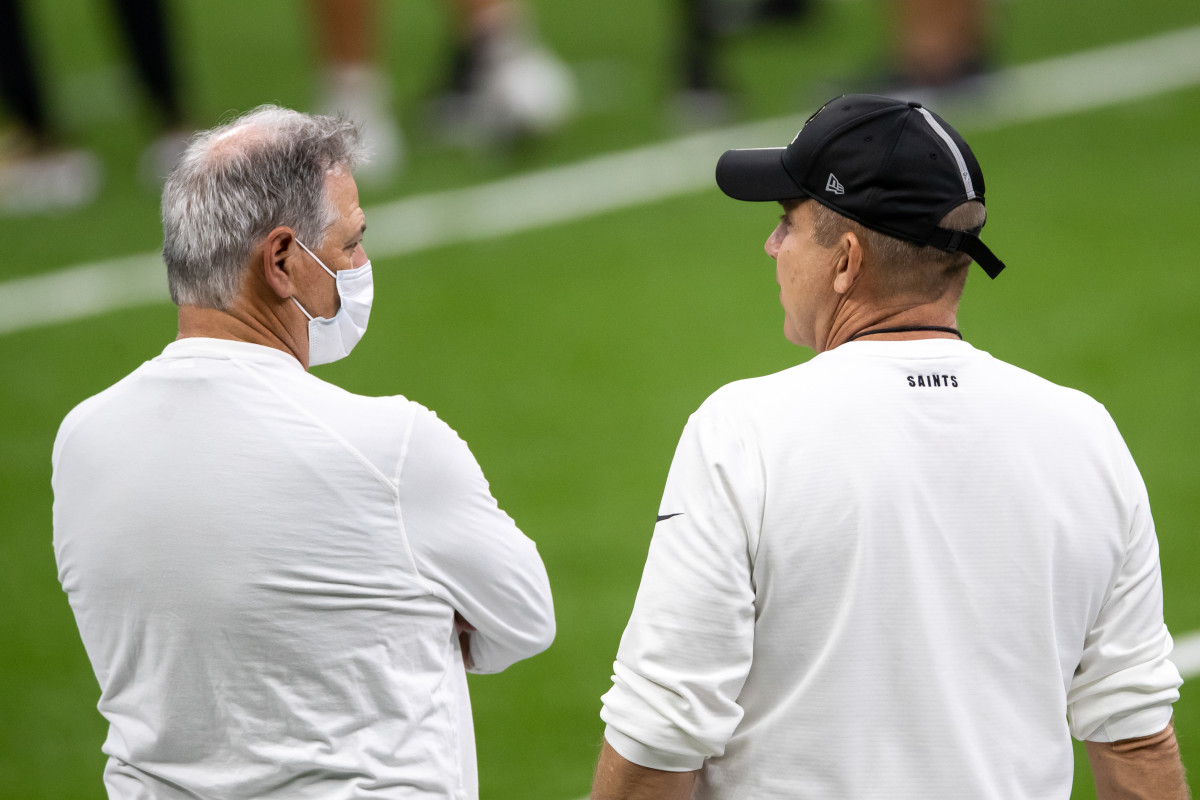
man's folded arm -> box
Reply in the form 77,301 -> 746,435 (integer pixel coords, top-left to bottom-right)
398,406 -> 555,672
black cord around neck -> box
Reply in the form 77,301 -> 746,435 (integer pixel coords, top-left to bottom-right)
845,325 -> 963,343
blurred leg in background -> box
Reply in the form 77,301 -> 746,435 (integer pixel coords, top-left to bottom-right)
0,0 -> 192,214
676,0 -> 725,121
108,0 -> 194,184
434,0 -> 576,149
313,0 -> 575,183
0,0 -> 50,149
313,0 -> 405,186
0,0 -> 102,216
673,0 -> 810,125
890,0 -> 990,89
670,0 -> 992,125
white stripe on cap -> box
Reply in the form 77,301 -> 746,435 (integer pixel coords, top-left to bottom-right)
914,107 -> 976,199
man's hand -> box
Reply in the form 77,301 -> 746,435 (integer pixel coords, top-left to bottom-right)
591,740 -> 696,800
1086,719 -> 1190,800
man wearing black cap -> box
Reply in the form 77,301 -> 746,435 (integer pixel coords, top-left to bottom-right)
592,95 -> 1187,799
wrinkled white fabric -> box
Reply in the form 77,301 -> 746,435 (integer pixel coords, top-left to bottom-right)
53,337 -> 554,799
602,339 -> 1180,800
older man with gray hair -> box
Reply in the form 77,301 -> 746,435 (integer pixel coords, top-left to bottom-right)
52,105 -> 555,799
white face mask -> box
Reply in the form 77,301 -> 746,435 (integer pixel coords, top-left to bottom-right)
290,238 -> 373,367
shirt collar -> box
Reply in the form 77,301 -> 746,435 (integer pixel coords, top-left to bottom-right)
830,338 -> 979,358
158,337 -> 304,369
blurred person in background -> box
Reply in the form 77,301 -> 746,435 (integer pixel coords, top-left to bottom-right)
52,105 -> 555,799
889,0 -> 991,90
592,95 -> 1186,799
675,0 -> 812,121
0,0 -> 190,215
312,0 -> 405,184
108,0 -> 194,185
0,0 -> 101,214
675,0 -> 992,122
313,0 -> 575,185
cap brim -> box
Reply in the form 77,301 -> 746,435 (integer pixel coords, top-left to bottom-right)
715,147 -> 807,202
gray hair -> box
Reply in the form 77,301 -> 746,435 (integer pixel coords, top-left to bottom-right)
809,200 -> 987,298
161,105 -> 365,309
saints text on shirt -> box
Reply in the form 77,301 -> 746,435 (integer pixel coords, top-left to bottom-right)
907,374 -> 958,388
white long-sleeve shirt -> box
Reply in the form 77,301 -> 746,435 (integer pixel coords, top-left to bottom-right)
52,337 -> 554,800
601,339 -> 1181,799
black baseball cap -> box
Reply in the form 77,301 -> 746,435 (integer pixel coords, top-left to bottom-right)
715,94 -> 1006,278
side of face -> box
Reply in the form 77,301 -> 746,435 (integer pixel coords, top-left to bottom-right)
290,167 -> 368,319
763,200 -> 841,349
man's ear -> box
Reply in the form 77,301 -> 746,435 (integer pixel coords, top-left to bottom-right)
260,226 -> 298,300
832,230 -> 864,295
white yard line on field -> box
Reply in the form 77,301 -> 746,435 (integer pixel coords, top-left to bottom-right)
2,24 -> 1200,337
0,253 -> 167,335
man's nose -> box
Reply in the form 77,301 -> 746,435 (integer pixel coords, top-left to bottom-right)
764,223 -> 784,259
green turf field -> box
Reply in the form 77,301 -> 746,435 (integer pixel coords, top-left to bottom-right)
3,1 -> 1200,797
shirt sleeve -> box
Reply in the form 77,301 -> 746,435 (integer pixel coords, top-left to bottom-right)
1066,426 -> 1182,742
397,405 -> 555,674
600,403 -> 761,771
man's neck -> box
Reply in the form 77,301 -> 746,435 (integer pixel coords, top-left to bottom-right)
176,304 -> 305,366
822,300 -> 960,352
844,324 -> 962,343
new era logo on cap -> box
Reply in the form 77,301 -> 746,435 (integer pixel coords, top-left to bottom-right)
825,173 -> 845,195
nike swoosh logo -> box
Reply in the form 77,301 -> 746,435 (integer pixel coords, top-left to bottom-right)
656,513 -> 683,522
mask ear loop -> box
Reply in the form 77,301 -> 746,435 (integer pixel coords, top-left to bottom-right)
290,296 -> 315,320
294,238 -> 337,279
290,237 -> 335,320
